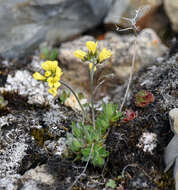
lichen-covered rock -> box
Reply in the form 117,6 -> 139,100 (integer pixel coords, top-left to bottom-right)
0,112 -> 48,178
0,70 -> 52,105
105,53 -> 178,189
0,96 -> 79,189
113,53 -> 178,110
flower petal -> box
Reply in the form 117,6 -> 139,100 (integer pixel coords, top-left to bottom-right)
45,71 -> 52,77
48,87 -> 57,97
55,66 -> 63,78
99,48 -> 111,63
47,77 -> 54,88
74,50 -> 87,60
54,82 -> 61,88
86,41 -> 97,54
42,61 -> 58,71
33,72 -> 46,80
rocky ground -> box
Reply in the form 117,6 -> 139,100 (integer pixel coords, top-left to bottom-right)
0,0 -> 178,190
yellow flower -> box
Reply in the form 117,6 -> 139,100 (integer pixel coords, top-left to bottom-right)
48,87 -> 58,97
99,48 -> 111,63
89,63 -> 96,72
45,71 -> 52,77
41,60 -> 58,72
86,41 -> 97,54
47,77 -> 61,88
55,67 -> 63,78
33,72 -> 46,80
74,50 -> 87,60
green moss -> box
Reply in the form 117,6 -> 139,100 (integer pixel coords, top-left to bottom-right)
31,127 -> 52,147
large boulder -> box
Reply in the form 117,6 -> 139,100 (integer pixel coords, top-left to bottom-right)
58,29 -> 167,98
0,0 -> 112,59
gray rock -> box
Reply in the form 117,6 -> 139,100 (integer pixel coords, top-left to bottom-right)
23,165 -> 55,185
104,0 -> 162,26
0,0 -> 112,59
164,108 -> 178,190
59,29 -> 167,84
164,0 -> 178,32
164,135 -> 178,173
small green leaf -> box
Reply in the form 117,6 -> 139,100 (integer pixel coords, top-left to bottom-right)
81,147 -> 91,161
71,138 -> 82,152
98,146 -> 109,158
59,90 -> 70,104
78,92 -> 85,100
92,155 -> 104,166
41,47 -> 49,59
106,179 -> 117,188
49,48 -> 58,60
72,122 -> 83,138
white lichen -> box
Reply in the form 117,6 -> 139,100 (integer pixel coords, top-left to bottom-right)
137,132 -> 157,154
0,142 -> 28,177
55,138 -> 67,156
0,70 -> 53,105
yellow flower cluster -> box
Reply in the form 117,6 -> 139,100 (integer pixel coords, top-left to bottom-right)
74,41 -> 111,72
33,61 -> 63,96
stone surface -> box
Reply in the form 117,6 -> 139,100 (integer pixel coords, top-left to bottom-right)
105,0 -> 162,27
59,29 -> 167,97
164,0 -> 178,32
23,165 -> 55,185
112,52 -> 178,110
0,0 -> 112,59
0,70 -> 52,105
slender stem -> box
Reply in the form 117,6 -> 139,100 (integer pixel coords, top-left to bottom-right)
60,80 -> 86,124
90,64 -> 96,129
67,143 -> 94,190
93,73 -> 115,95
93,80 -> 105,95
119,35 -> 137,112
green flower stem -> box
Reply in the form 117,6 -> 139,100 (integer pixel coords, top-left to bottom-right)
90,63 -> 96,129
60,80 -> 86,124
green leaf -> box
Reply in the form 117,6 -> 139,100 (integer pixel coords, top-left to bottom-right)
72,122 -> 83,138
92,155 -> 105,166
59,90 -> 70,104
78,92 -> 85,100
98,146 -> 109,158
41,47 -> 49,59
83,125 -> 95,143
81,147 -> 91,161
106,179 -> 117,188
71,138 -> 82,152
49,48 -> 58,60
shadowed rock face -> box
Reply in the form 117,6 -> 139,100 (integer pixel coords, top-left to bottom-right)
0,0 -> 112,59
164,0 -> 178,33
